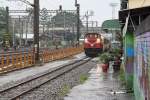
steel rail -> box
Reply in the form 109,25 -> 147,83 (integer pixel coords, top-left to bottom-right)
12,59 -> 90,100
0,57 -> 91,100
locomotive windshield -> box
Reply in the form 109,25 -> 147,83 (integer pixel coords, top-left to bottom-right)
85,33 -> 100,38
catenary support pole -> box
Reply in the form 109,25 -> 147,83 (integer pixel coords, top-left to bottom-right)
34,0 -> 40,63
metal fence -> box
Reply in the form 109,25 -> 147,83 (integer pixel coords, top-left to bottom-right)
0,45 -> 83,74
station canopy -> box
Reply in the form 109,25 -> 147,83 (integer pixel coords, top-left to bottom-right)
101,19 -> 121,30
119,6 -> 150,36
135,15 -> 150,36
119,6 -> 150,24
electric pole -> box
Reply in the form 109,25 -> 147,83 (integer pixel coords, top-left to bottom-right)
12,20 -> 15,47
7,0 -> 40,63
84,11 -> 94,34
21,20 -> 24,46
33,0 -> 40,63
77,4 -> 80,43
63,12 -> 66,41
92,21 -> 94,32
85,11 -> 89,34
4,6 -> 9,48
75,0 -> 80,44
25,20 -> 28,46
6,7 -> 9,38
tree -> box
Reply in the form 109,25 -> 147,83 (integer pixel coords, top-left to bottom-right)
0,7 -> 12,47
51,11 -> 83,28
0,7 -> 6,42
116,31 -> 123,48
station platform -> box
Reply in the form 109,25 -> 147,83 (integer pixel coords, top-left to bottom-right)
64,62 -> 135,100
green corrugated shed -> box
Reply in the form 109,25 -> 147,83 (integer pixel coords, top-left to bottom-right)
102,19 -> 121,30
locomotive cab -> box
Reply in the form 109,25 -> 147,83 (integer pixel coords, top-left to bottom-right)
84,33 -> 103,57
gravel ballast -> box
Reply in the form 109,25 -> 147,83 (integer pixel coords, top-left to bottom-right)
19,60 -> 94,100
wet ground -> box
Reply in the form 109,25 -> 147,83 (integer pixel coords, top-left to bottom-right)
64,61 -> 135,100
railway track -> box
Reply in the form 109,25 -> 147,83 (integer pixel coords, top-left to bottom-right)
0,57 -> 91,100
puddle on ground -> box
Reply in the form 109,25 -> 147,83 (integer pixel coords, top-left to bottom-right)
64,61 -> 134,100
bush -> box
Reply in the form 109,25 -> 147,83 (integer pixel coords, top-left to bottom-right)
119,66 -> 126,86
59,84 -> 70,96
79,74 -> 88,84
109,48 -> 122,61
99,52 -> 111,63
111,48 -> 122,56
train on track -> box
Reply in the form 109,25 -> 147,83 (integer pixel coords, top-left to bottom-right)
83,33 -> 110,57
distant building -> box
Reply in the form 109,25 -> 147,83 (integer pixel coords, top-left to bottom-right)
101,19 -> 121,41
80,27 -> 102,34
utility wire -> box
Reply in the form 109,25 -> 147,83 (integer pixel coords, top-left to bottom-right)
7,0 -> 33,6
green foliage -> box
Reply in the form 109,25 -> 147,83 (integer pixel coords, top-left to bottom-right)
113,48 -> 121,54
79,74 -> 88,84
119,63 -> 133,90
0,7 -> 6,40
3,32 -> 12,42
51,11 -> 83,28
0,7 -> 13,46
119,64 -> 126,86
99,52 -> 111,63
110,48 -> 121,57
59,84 -> 70,96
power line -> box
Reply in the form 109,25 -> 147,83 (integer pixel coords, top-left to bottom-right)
6,0 -> 33,6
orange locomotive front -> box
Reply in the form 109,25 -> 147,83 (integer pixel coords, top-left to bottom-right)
84,33 -> 103,57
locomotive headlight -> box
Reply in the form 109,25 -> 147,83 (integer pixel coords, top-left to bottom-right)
96,38 -> 101,43
84,38 -> 88,43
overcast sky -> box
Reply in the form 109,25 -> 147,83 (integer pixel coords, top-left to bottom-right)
0,0 -> 120,26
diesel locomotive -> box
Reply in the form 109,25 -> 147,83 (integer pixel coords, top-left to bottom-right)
84,33 -> 110,57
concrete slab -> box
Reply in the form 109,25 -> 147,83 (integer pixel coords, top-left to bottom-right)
64,61 -> 135,100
